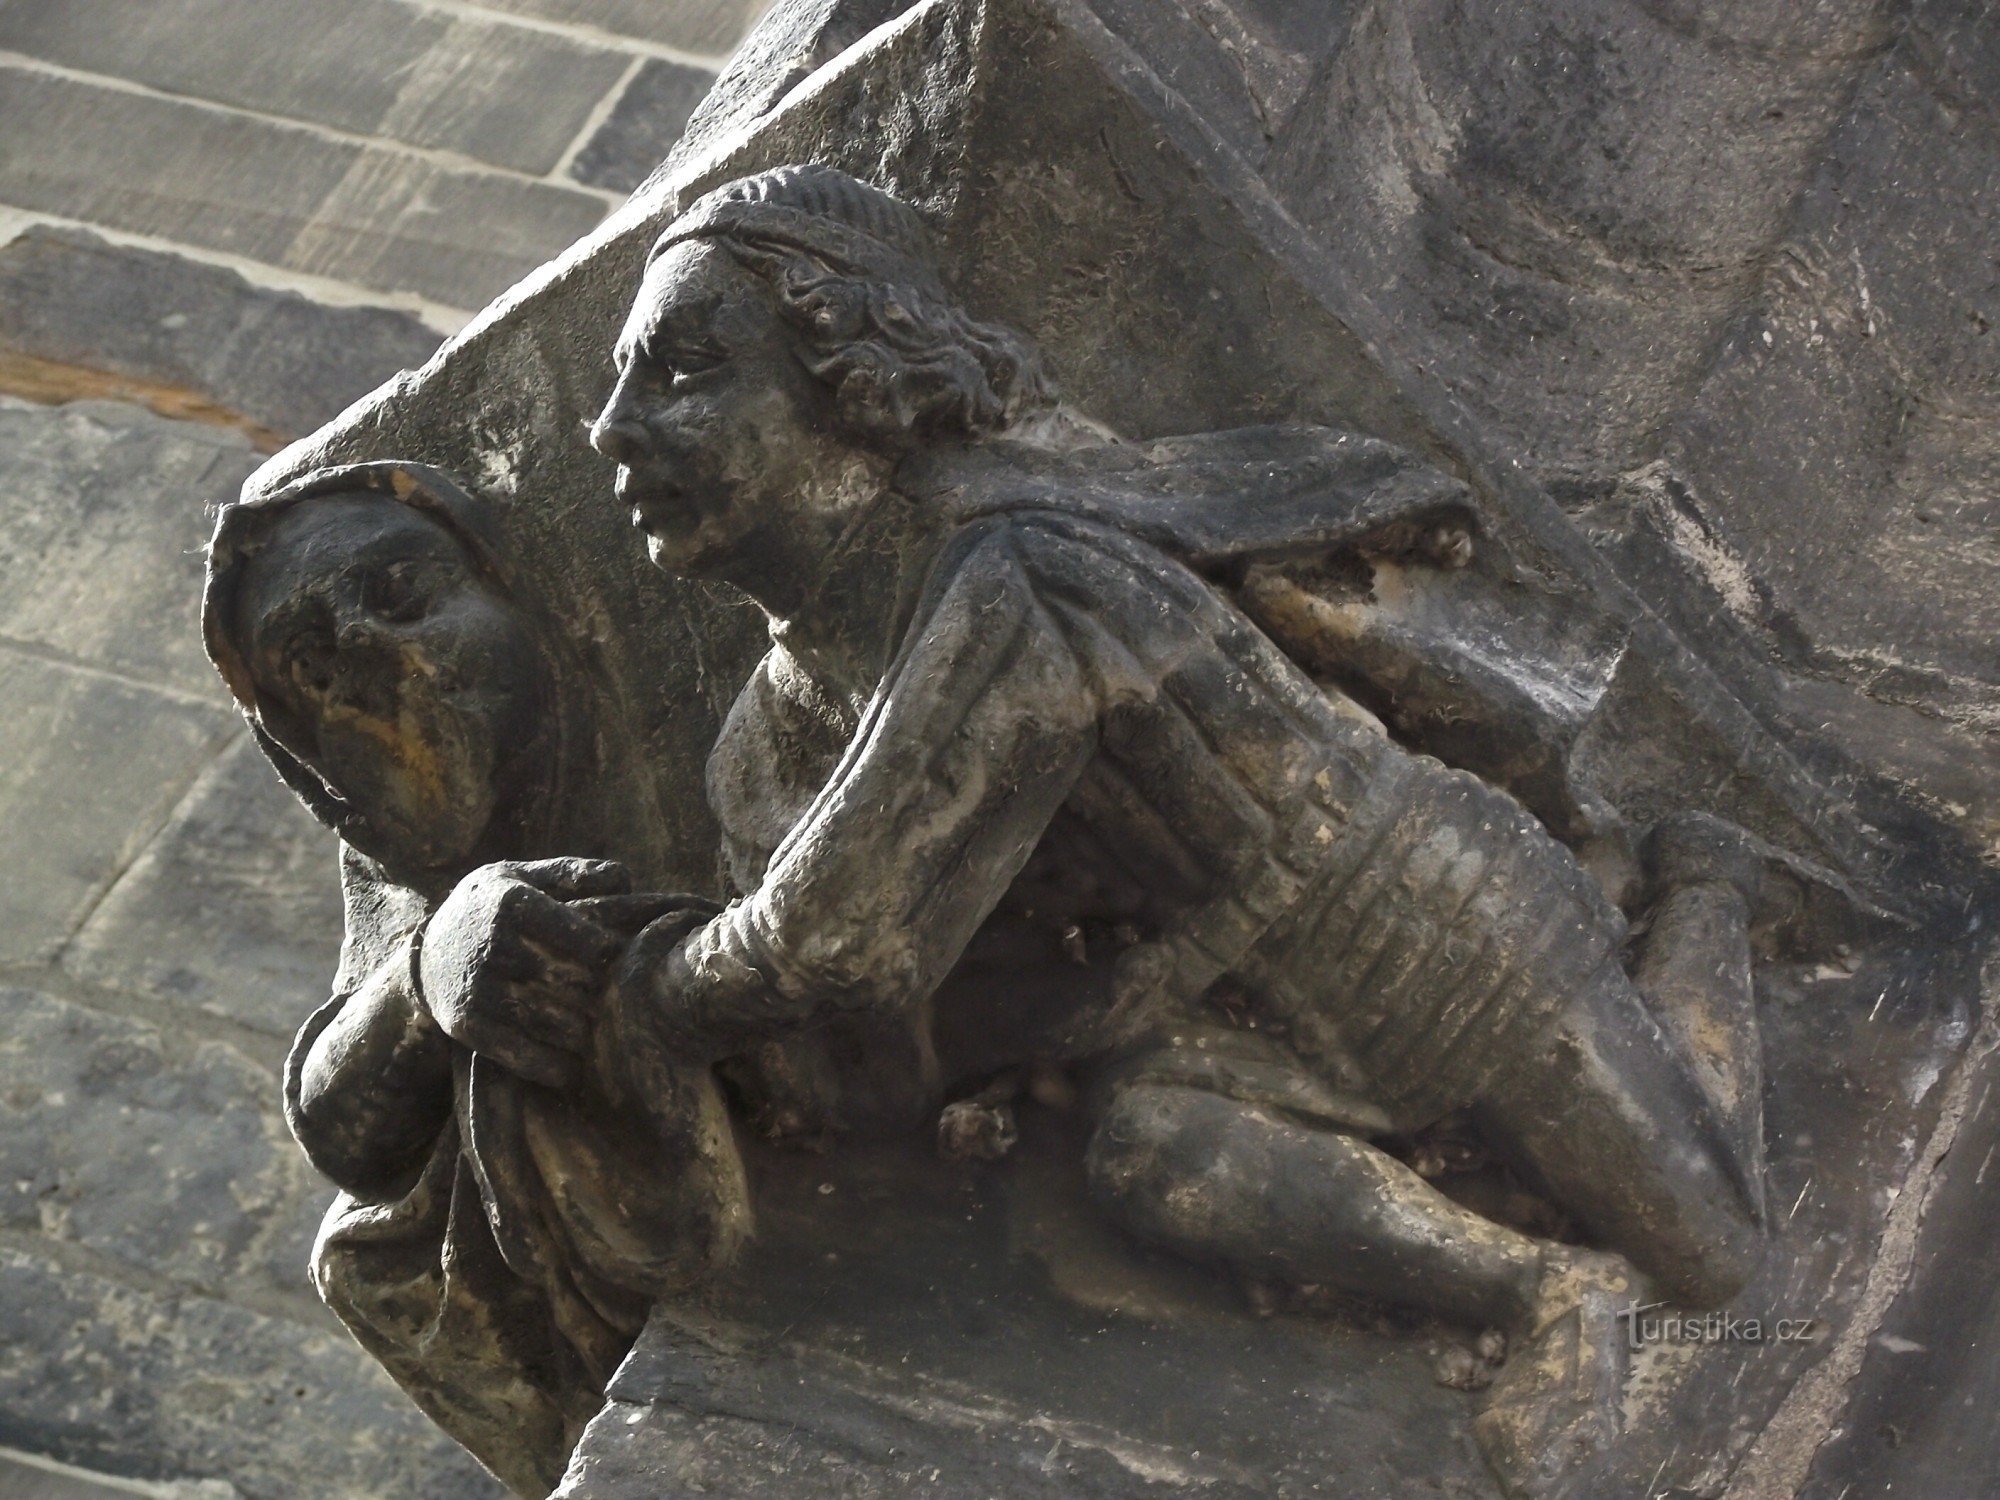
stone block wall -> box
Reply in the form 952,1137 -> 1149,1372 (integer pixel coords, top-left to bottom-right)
0,3 -> 766,1495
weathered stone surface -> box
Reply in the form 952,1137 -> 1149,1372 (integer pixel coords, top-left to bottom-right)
1660,0 -> 2000,759
0,0 -> 634,177
659,0 -> 914,189
469,0 -> 772,58
0,1244 -> 502,1500
366,17 -> 631,175
0,229 -> 443,442
1796,1019 -> 2000,1499
0,399 -> 263,696
0,65 -> 608,307
567,59 -> 717,193
277,145 -> 611,308
0,651 -> 231,965
1125,0 -> 1355,145
241,1185 -> 341,1314
560,1128 -> 1499,1499
0,69 -> 358,266
1225,0 -> 1353,67
1263,0 -> 1901,482
1084,0 -> 1275,161
67,737 -> 341,1040
0,988 -> 297,1291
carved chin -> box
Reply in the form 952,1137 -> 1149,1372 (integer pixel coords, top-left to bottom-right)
369,775 -> 496,870
643,513 -> 741,576
321,705 -> 501,871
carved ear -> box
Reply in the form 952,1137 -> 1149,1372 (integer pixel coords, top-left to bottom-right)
807,345 -> 915,444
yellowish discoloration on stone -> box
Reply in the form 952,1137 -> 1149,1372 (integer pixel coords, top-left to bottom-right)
0,348 -> 287,451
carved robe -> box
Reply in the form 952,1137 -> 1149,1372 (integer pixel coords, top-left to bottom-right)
206,463 -> 748,1498
672,428 -> 1627,1131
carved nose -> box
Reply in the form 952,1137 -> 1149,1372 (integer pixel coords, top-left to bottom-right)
590,414 -> 652,467
332,597 -> 389,653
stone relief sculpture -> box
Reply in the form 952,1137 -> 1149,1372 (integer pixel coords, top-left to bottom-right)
201,163 -> 1902,1500
202,463 -> 750,1496
196,0 -> 2000,1493
608,164 -> 1863,1493
202,153 -> 1913,1499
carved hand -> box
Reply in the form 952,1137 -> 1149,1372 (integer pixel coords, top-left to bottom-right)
604,910 -> 712,1055
418,857 -> 634,1088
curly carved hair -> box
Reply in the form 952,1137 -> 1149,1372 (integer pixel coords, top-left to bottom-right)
655,165 -> 1055,446
723,238 -> 1055,445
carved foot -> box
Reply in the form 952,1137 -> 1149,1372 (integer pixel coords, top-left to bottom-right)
1473,1248 -> 1637,1500
1644,811 -> 1802,929
1644,809 -> 1907,956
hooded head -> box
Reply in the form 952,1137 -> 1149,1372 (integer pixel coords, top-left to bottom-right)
204,462 -> 559,879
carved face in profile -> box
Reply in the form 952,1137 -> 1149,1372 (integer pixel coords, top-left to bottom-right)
590,241 -> 853,600
230,493 -> 552,874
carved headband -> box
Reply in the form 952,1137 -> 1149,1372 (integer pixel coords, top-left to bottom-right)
649,165 -> 949,302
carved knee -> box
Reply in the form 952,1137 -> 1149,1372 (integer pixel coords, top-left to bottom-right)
1085,1083 -> 1242,1251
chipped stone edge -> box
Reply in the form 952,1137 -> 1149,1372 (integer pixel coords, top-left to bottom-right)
1723,962 -> 2000,1500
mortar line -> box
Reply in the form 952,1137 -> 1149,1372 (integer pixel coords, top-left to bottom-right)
0,207 -> 474,334
548,51 -> 652,185
42,722 -> 246,967
1632,15 -> 1909,473
404,0 -> 743,69
0,1446 -> 238,1498
0,50 -> 623,208
0,631 -> 231,709
0,1225 -> 335,1334
0,958 -> 295,1075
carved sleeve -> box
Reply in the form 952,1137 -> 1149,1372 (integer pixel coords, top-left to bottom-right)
644,519 -> 1147,1058
283,850 -> 454,1201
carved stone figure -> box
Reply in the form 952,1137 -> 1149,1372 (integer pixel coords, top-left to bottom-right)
202,463 -> 749,1497
570,165 -> 1817,1494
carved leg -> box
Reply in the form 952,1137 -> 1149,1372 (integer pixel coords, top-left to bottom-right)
1085,1081 -> 1544,1328
1089,1077 -> 1647,1499
1478,962 -> 1765,1311
1632,811 -> 1783,1225
1469,964 -> 1765,1500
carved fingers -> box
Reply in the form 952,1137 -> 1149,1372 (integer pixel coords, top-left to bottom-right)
489,857 -> 635,902
418,860 -> 634,1088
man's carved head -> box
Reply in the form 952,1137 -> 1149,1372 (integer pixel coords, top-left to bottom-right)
204,464 -> 555,876
591,165 -> 1052,596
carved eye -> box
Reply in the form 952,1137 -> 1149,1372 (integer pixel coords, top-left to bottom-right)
667,345 -> 725,383
284,628 -> 338,697
364,564 -> 428,623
